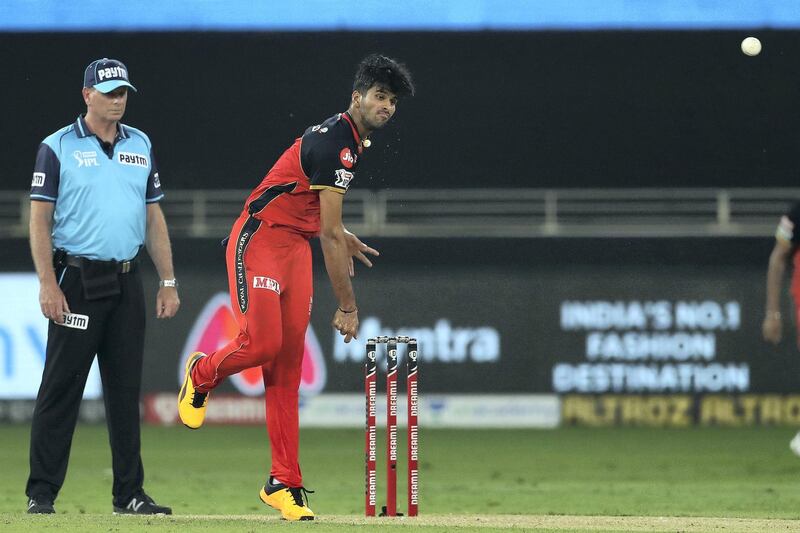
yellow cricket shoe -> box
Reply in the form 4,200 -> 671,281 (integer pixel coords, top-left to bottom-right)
259,477 -> 315,521
178,352 -> 209,429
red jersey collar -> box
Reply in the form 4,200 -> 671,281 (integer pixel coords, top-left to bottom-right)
342,111 -> 363,145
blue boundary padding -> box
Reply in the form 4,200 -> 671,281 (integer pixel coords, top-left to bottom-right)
3,0 -> 800,31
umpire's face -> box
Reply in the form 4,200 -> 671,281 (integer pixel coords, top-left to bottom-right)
84,86 -> 128,123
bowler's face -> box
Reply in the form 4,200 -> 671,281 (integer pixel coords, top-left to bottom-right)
357,85 -> 397,131
85,86 -> 128,122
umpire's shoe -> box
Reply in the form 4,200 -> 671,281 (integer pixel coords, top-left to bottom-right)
27,497 -> 55,514
179,351 -> 209,429
260,477 -> 315,521
113,491 -> 172,515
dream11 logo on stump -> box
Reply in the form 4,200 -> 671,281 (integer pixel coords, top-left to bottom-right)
177,293 -> 327,395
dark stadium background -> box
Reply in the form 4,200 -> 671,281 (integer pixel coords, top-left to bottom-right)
2,30 -> 798,191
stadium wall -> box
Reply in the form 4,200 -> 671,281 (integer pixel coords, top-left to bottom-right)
3,235 -> 799,427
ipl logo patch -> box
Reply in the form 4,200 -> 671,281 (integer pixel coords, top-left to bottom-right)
334,169 -> 353,189
73,150 -> 99,168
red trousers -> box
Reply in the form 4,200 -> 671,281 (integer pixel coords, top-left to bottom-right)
192,214 -> 313,487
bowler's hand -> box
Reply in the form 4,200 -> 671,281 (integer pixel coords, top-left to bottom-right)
344,229 -> 379,277
156,287 -> 180,318
332,307 -> 359,343
762,315 -> 782,344
39,278 -> 70,324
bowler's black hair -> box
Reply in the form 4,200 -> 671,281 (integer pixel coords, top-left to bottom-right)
353,54 -> 415,98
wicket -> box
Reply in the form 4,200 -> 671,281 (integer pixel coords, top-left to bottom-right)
365,336 -> 419,517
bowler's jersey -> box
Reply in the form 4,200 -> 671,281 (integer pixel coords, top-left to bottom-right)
30,115 -> 163,260
244,111 -> 363,237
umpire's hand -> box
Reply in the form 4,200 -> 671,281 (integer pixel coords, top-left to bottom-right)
39,278 -> 70,324
156,287 -> 180,318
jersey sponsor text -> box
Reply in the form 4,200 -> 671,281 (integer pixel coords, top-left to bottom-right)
339,147 -> 356,168
253,276 -> 281,294
31,172 -> 45,187
118,152 -> 149,167
60,313 -> 89,330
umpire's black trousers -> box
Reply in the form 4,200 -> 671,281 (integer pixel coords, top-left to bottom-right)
26,263 -> 146,506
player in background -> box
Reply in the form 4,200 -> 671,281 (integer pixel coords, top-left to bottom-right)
762,202 -> 800,455
178,54 -> 414,520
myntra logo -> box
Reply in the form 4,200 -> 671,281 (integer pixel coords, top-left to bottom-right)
177,292 -> 327,396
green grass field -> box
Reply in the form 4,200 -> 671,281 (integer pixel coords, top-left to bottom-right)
1,424 -> 800,532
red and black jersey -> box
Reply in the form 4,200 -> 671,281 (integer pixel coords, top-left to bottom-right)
243,111 -> 364,237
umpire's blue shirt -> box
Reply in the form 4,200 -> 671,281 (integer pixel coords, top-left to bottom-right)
30,115 -> 164,261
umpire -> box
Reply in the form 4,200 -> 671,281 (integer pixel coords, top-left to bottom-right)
26,58 -> 179,515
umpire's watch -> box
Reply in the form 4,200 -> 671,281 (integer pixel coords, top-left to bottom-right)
159,278 -> 179,288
